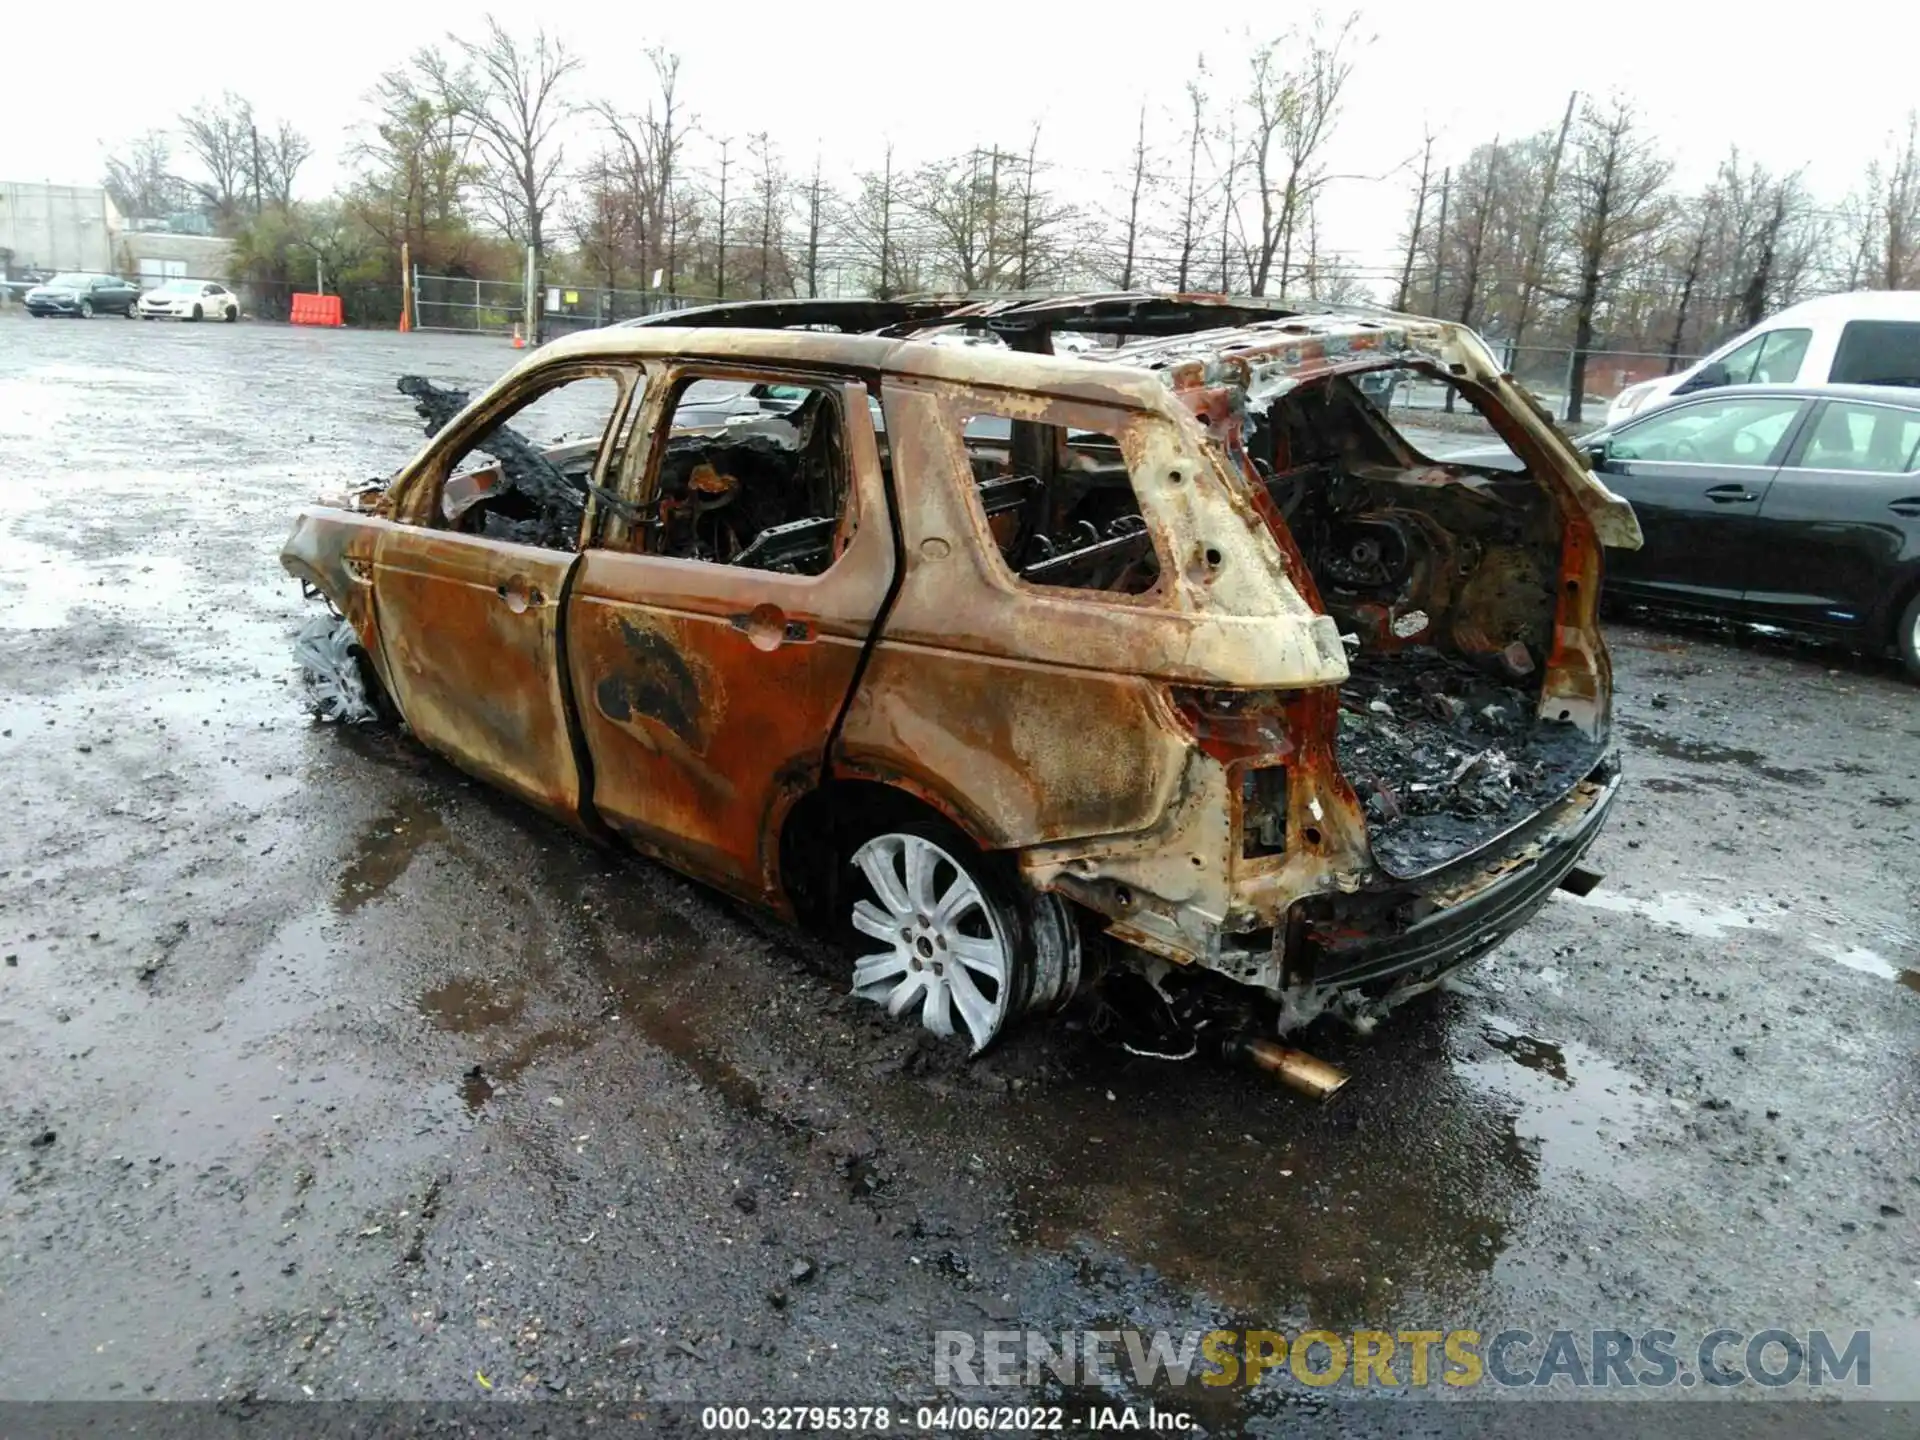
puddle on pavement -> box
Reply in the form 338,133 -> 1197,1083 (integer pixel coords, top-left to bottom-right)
1567,889 -> 1786,939
1618,718 -> 1819,786
1566,890 -> 1920,992
1002,1031 -> 1524,1325
576,886 -> 771,1120
418,975 -> 526,1032
1457,1018 -> 1655,1183
1481,1023 -> 1569,1082
1809,939 -> 1920,994
334,795 -> 448,913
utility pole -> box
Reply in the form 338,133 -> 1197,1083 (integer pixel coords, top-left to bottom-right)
250,122 -> 263,216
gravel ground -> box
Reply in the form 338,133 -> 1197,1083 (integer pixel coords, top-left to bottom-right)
0,316 -> 1916,1433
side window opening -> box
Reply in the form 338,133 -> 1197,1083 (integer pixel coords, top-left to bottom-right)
1800,402 -> 1920,473
428,371 -> 631,551
1829,321 -> 1920,387
957,412 -> 1159,595
639,375 -> 859,576
1607,396 -> 1803,465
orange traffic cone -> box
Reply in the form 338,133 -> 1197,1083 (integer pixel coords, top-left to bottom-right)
511,324 -> 525,349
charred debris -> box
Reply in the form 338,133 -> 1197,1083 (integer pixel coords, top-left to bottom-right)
1335,646 -> 1600,875
398,374 -> 600,550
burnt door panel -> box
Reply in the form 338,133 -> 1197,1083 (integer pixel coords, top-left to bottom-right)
374,529 -> 584,820
566,379 -> 894,903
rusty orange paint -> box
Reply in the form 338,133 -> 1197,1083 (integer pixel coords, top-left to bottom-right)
283,308 -> 1631,988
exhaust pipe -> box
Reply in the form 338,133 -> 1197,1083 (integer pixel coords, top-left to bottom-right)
1223,1035 -> 1350,1102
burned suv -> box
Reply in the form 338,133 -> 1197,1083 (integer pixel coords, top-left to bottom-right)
284,294 -> 1640,1076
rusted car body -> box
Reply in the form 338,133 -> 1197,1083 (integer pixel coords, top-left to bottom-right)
283,293 -> 1640,1060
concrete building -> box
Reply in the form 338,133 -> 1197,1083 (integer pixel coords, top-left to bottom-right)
0,182 -> 120,273
1,181 -> 232,285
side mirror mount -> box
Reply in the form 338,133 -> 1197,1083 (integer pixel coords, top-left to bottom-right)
1678,361 -> 1730,395
1584,438 -> 1610,467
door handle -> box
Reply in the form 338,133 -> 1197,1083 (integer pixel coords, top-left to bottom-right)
1704,484 -> 1759,504
1890,497 -> 1920,519
728,605 -> 813,650
494,579 -> 545,613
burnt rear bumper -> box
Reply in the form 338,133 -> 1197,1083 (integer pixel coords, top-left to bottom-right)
1295,754 -> 1622,989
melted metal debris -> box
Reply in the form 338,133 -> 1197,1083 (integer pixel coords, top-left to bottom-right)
1335,645 -> 1602,875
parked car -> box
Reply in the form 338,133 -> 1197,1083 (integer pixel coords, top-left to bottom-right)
1457,382 -> 1920,677
282,294 -> 1637,1076
1607,291 -> 1920,425
138,279 -> 239,322
23,272 -> 140,318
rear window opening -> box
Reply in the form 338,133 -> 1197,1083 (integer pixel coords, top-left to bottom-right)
959,415 -> 1159,595
1246,368 -> 1604,876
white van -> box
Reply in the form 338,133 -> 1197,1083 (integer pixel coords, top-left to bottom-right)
1606,290 -> 1920,425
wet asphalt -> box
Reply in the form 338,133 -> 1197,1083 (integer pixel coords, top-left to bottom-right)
0,315 -> 1916,1428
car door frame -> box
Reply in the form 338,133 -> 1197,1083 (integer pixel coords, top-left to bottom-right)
1745,395 -> 1920,635
564,357 -> 899,907
1596,393 -> 1814,612
371,359 -> 645,827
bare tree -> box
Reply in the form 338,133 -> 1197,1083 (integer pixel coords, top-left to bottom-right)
1560,96 -> 1671,421
1009,126 -> 1075,290
104,131 -> 189,219
1662,201 -> 1716,371
709,135 -> 734,299
179,93 -> 255,228
845,144 -> 912,298
1166,66 -> 1214,291
798,156 -> 830,299
446,16 -> 580,265
913,147 -> 1009,291
1451,139 -> 1503,330
254,121 -> 312,210
1216,111 -> 1242,293
1849,113 -> 1920,290
1510,91 -> 1576,349
1392,129 -> 1435,312
1425,166 -> 1450,315
350,48 -> 477,269
1241,12 -> 1360,297
591,48 -> 693,297
1109,105 -> 1152,289
745,132 -> 789,299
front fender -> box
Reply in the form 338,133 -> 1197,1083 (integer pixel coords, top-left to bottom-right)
282,507 -> 398,706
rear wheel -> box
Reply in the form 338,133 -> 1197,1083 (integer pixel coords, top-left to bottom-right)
1898,592 -> 1920,682
843,817 -> 1079,1054
223,304 -> 238,322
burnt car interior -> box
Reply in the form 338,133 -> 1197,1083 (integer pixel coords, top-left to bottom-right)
956,418 -> 1159,594
1249,367 -> 1606,875
414,372 -> 629,551
636,376 -> 855,575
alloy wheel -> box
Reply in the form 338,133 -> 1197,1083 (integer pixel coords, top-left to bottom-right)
849,832 -> 1012,1052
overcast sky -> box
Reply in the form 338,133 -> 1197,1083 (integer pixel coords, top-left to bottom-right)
7,0 -> 1916,280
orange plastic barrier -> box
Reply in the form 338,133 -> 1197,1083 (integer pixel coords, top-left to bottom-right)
290,293 -> 344,327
